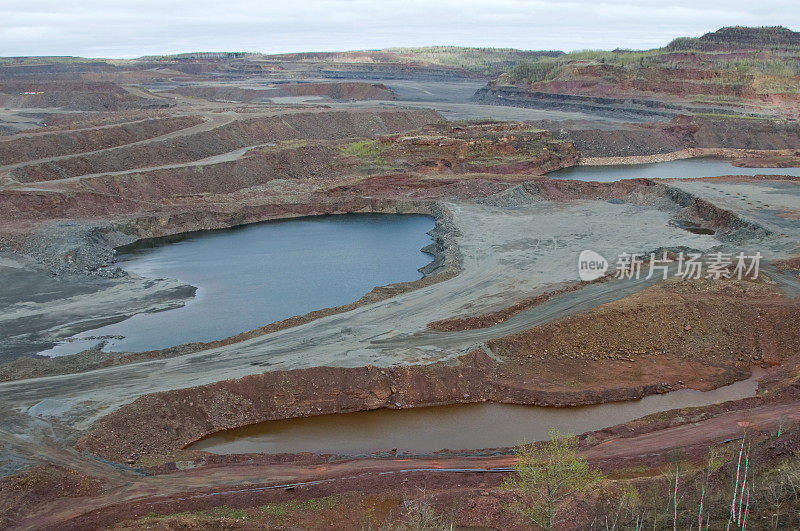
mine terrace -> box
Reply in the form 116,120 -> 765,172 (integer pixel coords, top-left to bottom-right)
1,25 -> 800,530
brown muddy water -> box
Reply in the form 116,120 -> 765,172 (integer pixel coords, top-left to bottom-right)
189,372 -> 760,455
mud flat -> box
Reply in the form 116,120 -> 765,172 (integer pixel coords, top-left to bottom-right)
0,253 -> 196,363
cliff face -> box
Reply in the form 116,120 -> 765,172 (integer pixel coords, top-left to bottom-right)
471,85 -> 701,120
533,115 -> 800,158
353,122 -> 579,176
475,26 -> 800,120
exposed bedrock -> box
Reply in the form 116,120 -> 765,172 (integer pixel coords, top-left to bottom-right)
384,122 -> 579,175
660,185 -> 773,240
469,85 -> 775,121
473,86 -> 687,120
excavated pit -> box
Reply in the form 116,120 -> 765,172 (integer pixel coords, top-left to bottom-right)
2,48 -> 800,530
40,213 -> 436,355
188,373 -> 762,455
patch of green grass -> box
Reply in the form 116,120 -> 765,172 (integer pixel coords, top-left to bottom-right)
506,49 -> 673,84
507,60 -> 565,83
259,495 -> 340,517
384,46 -> 562,75
0,56 -> 103,65
722,57 -> 800,77
504,35 -> 800,96
338,140 -> 394,174
338,140 -> 387,163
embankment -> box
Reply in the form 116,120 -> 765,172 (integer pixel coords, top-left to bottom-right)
473,86 -> 680,120
0,81 -> 170,111
544,115 -> 800,159
170,82 -> 397,102
0,115 -> 203,165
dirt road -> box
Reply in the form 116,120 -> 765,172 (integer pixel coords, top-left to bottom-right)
12,397 -> 798,530
13,142 -> 272,189
0,112 -> 235,174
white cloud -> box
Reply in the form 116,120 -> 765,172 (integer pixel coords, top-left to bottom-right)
0,0 -> 797,57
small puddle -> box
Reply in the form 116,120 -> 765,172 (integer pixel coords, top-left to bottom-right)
189,372 -> 760,455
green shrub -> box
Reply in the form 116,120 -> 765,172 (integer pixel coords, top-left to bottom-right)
508,60 -> 564,84
338,140 -> 387,162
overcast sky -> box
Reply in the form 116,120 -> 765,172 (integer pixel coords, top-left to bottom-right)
1,0 -> 799,58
